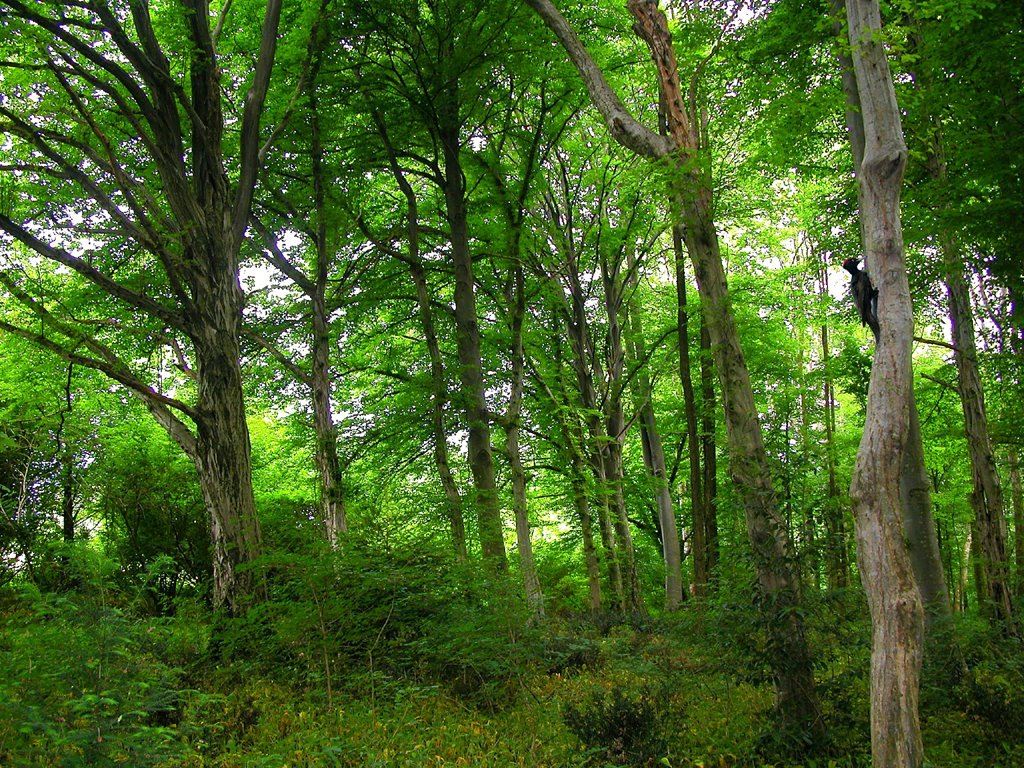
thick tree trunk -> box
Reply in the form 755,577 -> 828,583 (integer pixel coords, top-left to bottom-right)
844,1 -> 924,765
837,1 -> 951,632
309,83 -> 347,546
193,318 -> 264,615
438,122 -> 507,570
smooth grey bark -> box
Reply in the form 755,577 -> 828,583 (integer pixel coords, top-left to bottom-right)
526,0 -> 820,734
843,1 -> 924,765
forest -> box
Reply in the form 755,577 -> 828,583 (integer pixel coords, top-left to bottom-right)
0,0 -> 1022,766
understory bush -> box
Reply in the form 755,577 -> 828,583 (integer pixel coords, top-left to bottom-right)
0,582 -> 201,767
562,686 -> 667,766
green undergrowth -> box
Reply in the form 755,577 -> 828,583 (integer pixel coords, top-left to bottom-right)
1,550 -> 1022,767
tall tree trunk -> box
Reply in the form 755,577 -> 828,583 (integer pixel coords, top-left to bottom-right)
602,254 -> 645,615
940,203 -> 1014,630
625,252 -> 684,610
843,1 -> 924,765
552,332 -> 604,612
906,27 -> 1014,629
309,77 -> 347,546
700,320 -> 719,581
438,117 -> 507,569
1008,450 -> 1024,601
57,363 -> 75,544
818,265 -> 848,590
504,266 -> 544,619
563,259 -> 625,610
675,224 -> 708,596
374,111 -> 469,562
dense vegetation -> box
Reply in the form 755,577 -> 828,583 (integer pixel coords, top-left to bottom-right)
0,0 -> 1022,765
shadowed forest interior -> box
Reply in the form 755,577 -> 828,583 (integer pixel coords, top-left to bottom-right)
0,0 -> 1022,766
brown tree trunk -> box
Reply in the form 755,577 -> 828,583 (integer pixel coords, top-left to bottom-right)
818,267 -> 848,590
843,1 -> 924,764
942,210 -> 1014,629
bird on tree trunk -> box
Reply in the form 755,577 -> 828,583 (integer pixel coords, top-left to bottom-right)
843,257 -> 880,340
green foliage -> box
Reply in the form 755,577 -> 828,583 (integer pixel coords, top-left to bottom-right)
0,579 -> 200,766
563,686 -> 667,766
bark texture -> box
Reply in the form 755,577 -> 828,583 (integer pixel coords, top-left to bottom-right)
844,1 -> 924,765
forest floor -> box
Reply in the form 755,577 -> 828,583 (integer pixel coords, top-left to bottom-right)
1,567 -> 1022,767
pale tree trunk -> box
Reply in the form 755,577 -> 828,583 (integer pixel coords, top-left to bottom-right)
503,267 -> 545,619
833,0 -> 950,630
624,251 -> 684,610
844,1 -> 924,765
525,0 -> 821,735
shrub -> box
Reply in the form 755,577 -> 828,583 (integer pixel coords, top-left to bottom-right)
562,686 -> 666,766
